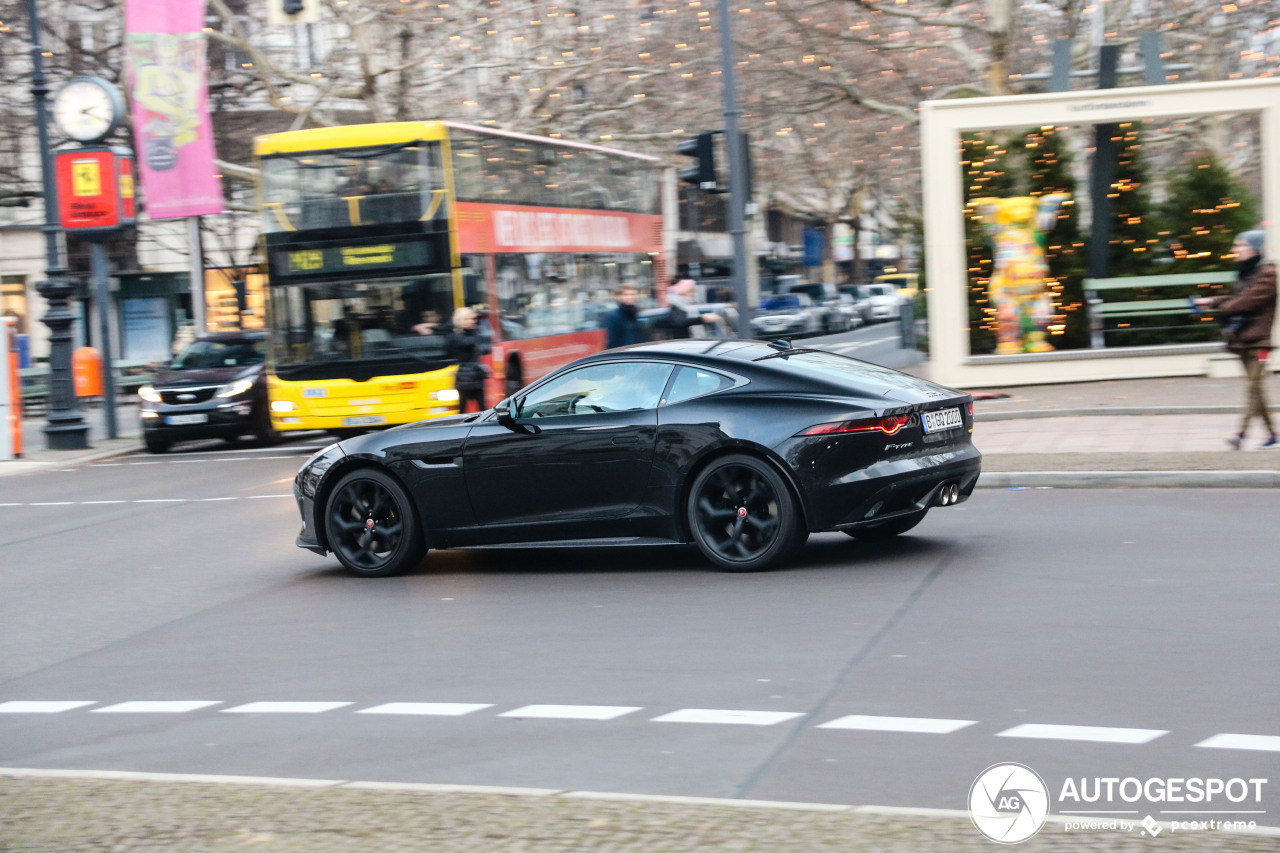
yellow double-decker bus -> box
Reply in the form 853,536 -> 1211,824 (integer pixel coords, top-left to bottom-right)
256,121 -> 665,434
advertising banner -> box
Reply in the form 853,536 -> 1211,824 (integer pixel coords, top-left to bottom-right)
123,0 -> 224,219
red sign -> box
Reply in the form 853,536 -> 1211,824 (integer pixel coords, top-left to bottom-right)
455,202 -> 660,255
55,147 -> 137,232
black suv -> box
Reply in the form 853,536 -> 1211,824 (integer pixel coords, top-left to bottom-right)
138,331 -> 273,453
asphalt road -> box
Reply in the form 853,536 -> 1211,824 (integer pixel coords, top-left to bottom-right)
2,432 -> 1277,824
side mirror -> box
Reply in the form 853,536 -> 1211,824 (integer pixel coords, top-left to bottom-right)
495,397 -> 515,427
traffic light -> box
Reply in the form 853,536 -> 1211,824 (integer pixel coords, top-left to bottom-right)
282,0 -> 304,13
677,132 -> 718,191
270,0 -> 318,23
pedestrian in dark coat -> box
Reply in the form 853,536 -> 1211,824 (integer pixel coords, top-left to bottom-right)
664,279 -> 720,340
604,284 -> 646,349
1196,229 -> 1277,449
449,307 -> 489,413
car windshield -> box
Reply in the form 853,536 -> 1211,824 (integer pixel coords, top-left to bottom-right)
759,296 -> 801,311
869,285 -> 895,297
171,339 -> 264,369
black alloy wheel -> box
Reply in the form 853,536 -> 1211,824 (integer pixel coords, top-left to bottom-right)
324,468 -> 426,577
687,454 -> 804,572
844,511 -> 926,541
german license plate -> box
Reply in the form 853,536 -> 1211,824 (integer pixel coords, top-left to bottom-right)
342,415 -> 386,427
165,413 -> 208,426
921,407 -> 962,433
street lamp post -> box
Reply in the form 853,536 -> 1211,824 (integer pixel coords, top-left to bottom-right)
25,0 -> 89,449
717,0 -> 752,340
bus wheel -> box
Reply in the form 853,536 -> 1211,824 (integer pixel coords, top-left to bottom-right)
505,359 -> 523,397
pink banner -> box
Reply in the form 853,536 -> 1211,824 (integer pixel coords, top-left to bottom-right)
124,0 -> 224,219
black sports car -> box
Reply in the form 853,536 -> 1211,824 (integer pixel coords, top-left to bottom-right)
293,339 -> 981,577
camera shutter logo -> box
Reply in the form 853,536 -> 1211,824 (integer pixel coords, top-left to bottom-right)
969,763 -> 1050,843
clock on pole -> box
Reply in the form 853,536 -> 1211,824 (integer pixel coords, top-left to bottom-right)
52,76 -> 126,144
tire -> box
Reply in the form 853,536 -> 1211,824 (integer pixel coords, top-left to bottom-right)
253,409 -> 279,447
143,434 -> 170,454
843,512 -> 926,541
686,454 -> 804,572
324,468 -> 426,577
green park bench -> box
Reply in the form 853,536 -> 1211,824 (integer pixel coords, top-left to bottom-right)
1084,271 -> 1237,345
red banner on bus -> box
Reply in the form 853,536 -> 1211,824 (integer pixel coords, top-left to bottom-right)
455,202 -> 658,255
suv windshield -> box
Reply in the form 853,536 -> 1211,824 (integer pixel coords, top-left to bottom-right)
172,339 -> 264,369
759,296 -> 801,311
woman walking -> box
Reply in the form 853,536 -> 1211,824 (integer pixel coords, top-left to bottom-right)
1196,229 -> 1277,449
449,307 -> 489,413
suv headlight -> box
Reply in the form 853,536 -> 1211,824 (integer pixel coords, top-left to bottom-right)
216,378 -> 255,398
138,385 -> 161,404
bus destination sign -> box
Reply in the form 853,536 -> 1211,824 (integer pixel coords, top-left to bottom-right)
271,239 -> 434,279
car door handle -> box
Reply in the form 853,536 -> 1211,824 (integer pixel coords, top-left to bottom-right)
611,435 -> 640,445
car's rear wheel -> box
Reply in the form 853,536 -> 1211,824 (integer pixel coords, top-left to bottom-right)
687,454 -> 803,572
324,468 -> 426,578
844,512 -> 926,541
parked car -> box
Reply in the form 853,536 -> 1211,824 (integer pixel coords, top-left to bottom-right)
839,285 -> 875,325
781,282 -> 850,334
833,293 -> 864,331
293,339 -> 980,576
865,283 -> 907,323
873,272 -> 920,300
750,294 -> 822,338
137,331 -> 273,453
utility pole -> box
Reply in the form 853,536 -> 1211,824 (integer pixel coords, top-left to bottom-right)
26,0 -> 90,449
716,0 -> 751,339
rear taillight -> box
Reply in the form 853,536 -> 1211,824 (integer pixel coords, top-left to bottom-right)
802,414 -> 910,436
968,402 -> 974,416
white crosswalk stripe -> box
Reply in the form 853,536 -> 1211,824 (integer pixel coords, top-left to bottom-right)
996,724 -> 1167,744
500,705 -> 641,720
818,715 -> 976,734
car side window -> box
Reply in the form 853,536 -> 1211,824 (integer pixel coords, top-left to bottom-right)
519,361 -> 674,418
663,366 -> 733,406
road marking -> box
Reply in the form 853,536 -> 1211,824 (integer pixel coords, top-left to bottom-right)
92,701 -> 222,714
499,705 -> 641,720
651,709 -> 804,726
0,701 -> 96,713
1196,733 -> 1280,752
818,715 -> 977,734
996,723 -> 1167,744
222,702 -> 353,714
357,703 -> 494,716
0,495 -> 294,508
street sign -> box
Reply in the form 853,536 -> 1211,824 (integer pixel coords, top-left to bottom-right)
55,147 -> 137,234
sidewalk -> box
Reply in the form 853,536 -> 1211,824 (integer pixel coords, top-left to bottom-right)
1,401 -> 142,478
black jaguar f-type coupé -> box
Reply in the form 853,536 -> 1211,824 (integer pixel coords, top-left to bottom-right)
293,339 -> 981,576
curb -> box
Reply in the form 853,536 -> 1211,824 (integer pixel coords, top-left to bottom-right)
973,405 -> 1278,422
979,470 -> 1280,488
0,440 -> 143,478
3,768 -> 1277,838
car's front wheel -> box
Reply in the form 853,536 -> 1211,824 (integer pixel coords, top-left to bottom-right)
324,468 -> 426,577
687,454 -> 804,572
143,433 -> 169,454
843,512 -> 926,541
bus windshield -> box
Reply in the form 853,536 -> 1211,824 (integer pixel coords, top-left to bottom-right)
269,274 -> 457,379
261,142 -> 445,232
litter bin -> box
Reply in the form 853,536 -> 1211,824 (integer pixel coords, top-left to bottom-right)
898,299 -> 916,350
72,346 -> 104,398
